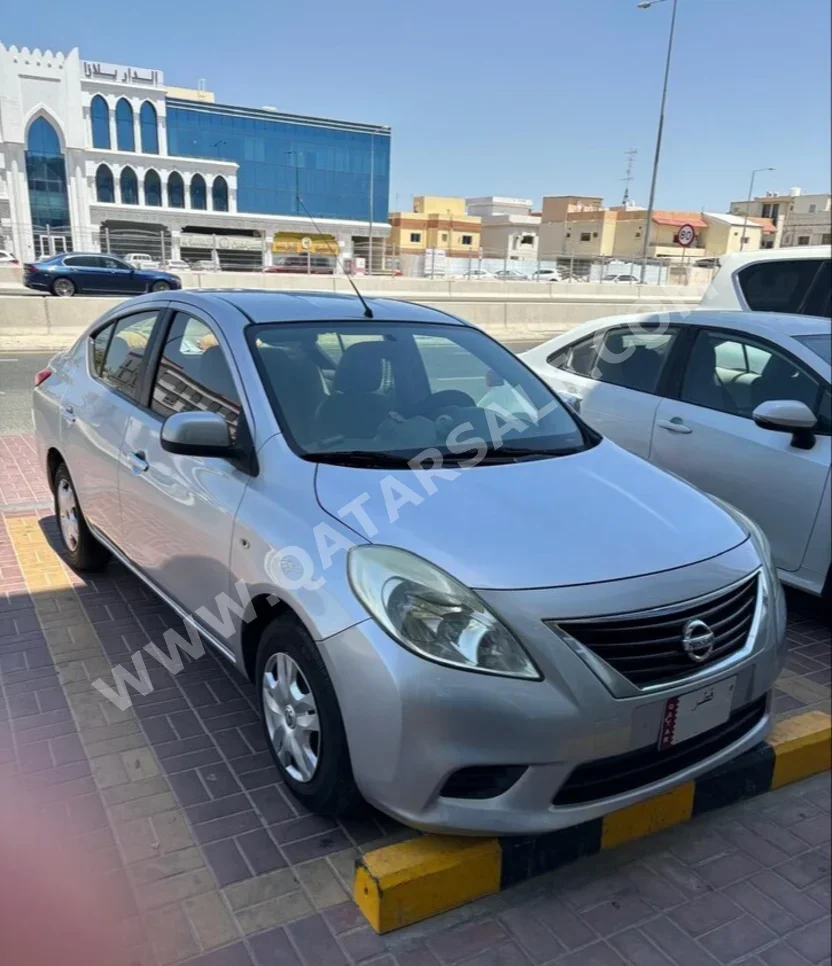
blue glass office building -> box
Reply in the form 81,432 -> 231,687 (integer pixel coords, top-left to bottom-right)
166,100 -> 390,223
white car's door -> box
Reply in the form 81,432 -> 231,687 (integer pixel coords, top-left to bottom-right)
531,324 -> 681,460
650,327 -> 831,574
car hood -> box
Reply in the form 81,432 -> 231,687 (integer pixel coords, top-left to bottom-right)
314,438 -> 748,590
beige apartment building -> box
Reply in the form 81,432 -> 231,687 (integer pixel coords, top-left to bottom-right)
730,188 -> 831,248
388,196 -> 481,258
538,195 -> 774,261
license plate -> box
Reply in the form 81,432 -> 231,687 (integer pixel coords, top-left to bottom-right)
658,677 -> 736,750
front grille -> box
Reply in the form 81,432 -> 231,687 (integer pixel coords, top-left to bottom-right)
552,574 -> 758,688
553,695 -> 767,806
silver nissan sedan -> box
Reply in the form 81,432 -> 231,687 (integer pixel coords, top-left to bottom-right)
33,290 -> 787,835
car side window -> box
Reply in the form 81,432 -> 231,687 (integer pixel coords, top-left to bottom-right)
737,259 -> 821,314
91,323 -> 114,374
803,260 -> 831,318
98,310 -> 160,400
593,327 -> 678,393
681,329 -> 829,430
547,335 -> 599,378
101,256 -> 124,270
151,312 -> 242,440
66,255 -> 96,268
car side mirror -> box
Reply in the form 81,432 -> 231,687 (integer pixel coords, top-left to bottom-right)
752,399 -> 817,450
161,412 -> 235,457
560,391 -> 582,414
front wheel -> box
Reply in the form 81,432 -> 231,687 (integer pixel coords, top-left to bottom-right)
53,463 -> 111,571
150,280 -> 171,293
257,615 -> 360,816
51,277 -> 76,297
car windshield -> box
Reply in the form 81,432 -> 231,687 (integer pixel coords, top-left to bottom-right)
249,320 -> 593,467
795,333 -> 831,364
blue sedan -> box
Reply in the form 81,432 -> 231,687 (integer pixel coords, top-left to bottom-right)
23,253 -> 181,297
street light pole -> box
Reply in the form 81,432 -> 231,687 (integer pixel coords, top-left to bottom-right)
740,167 -> 775,251
638,0 -> 679,283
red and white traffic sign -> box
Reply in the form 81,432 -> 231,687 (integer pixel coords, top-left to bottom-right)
677,224 -> 696,247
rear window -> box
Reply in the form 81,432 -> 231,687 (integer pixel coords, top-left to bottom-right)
795,334 -> 831,365
737,259 -> 823,314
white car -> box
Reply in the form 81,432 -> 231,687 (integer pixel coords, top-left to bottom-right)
0,249 -> 19,265
454,269 -> 494,280
533,269 -> 561,282
493,269 -> 531,281
161,259 -> 191,272
702,246 -> 830,317
523,311 -> 831,597
124,252 -> 159,270
602,273 -> 640,284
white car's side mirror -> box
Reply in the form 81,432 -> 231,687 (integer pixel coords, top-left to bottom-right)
560,391 -> 582,414
752,400 -> 817,450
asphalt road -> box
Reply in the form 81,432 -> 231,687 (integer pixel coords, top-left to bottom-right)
0,340 -> 545,436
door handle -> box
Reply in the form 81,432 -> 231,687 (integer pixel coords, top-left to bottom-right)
657,418 -> 692,435
60,405 -> 76,425
127,451 -> 149,473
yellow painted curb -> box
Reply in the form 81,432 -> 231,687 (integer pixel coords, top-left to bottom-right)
601,781 -> 695,851
770,710 -> 832,789
353,835 -> 501,934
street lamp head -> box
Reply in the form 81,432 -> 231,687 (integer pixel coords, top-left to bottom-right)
637,0 -> 666,8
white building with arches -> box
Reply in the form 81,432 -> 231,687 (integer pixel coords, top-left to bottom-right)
0,42 -> 391,268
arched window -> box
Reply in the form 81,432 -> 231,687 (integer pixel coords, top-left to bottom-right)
190,174 -> 207,210
95,164 -> 115,203
115,99 -> 135,152
212,176 -> 229,212
120,167 -> 138,205
90,96 -> 110,149
139,102 -> 159,154
167,171 -> 185,208
144,170 -> 162,207
26,117 -> 71,254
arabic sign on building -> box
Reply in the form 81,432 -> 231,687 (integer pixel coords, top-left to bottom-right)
82,61 -> 164,87
272,232 -> 339,255
180,233 -> 262,251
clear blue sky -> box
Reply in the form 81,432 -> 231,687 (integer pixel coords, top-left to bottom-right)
4,0 -> 830,212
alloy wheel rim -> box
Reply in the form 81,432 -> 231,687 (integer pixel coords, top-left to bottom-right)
55,279 -> 73,296
262,652 -> 320,783
57,478 -> 80,552
152,281 -> 169,292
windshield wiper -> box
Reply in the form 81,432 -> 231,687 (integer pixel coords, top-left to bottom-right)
306,450 -> 414,468
474,446 -> 577,463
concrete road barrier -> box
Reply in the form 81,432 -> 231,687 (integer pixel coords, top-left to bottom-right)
354,710 -> 832,933
0,285 -> 701,350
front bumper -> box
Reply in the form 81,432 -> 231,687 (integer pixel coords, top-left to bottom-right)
321,539 -> 787,835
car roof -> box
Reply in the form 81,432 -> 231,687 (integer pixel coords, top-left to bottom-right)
167,290 -> 470,326
716,245 -> 831,272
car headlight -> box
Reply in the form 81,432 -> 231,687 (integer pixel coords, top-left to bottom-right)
348,545 -> 541,679
709,496 -> 776,576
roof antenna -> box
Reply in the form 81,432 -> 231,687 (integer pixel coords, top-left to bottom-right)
286,151 -> 374,318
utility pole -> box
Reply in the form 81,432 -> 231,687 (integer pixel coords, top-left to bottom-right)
740,167 -> 775,251
368,135 -> 375,275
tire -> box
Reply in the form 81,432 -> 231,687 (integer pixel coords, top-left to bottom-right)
51,277 -> 76,297
257,614 -> 360,816
150,280 -> 171,293
53,463 -> 111,572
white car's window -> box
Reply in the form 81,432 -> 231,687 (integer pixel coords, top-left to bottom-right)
681,330 -> 829,430
737,259 -> 821,314
151,313 -> 242,440
549,327 -> 678,394
98,310 -> 160,400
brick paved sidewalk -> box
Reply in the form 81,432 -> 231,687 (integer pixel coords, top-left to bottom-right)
0,434 -> 829,966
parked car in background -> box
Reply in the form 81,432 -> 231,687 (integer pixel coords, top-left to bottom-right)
523,310 -> 831,597
532,269 -> 561,282
494,269 -> 531,281
0,249 -> 19,265
190,260 -> 220,271
453,269 -> 495,280
23,253 -> 181,297
161,259 -> 191,273
267,254 -> 335,274
602,273 -> 640,284
124,253 -> 159,270
701,246 -> 831,318
34,290 -> 786,833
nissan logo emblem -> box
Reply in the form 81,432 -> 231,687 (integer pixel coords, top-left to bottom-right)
682,618 -> 715,663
